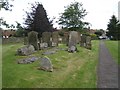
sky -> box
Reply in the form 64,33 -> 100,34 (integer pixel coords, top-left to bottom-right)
0,0 -> 120,30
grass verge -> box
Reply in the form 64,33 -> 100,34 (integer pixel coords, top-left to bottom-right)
104,40 -> 119,64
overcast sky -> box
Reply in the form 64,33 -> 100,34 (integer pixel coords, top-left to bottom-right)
0,0 -> 119,30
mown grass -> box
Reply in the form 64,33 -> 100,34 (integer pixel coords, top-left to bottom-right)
2,40 -> 99,88
104,40 -> 119,64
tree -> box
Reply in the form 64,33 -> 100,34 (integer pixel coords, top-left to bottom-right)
107,15 -> 119,40
0,0 -> 13,11
58,1 -> 88,31
24,2 -> 53,37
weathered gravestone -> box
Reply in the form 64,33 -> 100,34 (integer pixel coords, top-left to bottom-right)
28,31 -> 39,50
62,32 -> 69,45
39,56 -> 53,72
24,37 -> 28,45
86,36 -> 92,50
80,34 -> 86,47
42,32 -> 52,47
68,31 -> 78,53
16,45 -> 35,56
52,31 -> 59,47
17,56 -> 39,64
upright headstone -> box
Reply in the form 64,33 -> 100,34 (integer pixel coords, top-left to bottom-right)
68,31 -> 78,52
42,32 -> 52,47
24,37 -> 28,45
28,31 -> 39,50
40,56 -> 53,72
86,36 -> 92,50
80,34 -> 86,47
52,31 -> 59,46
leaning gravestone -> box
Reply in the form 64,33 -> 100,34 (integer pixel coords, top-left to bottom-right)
52,32 -> 59,46
16,45 -> 35,56
42,32 -> 52,47
28,31 -> 39,50
86,36 -> 92,50
39,56 -> 53,72
68,31 -> 78,53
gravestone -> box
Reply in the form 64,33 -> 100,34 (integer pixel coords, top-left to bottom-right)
40,56 -> 53,72
77,32 -> 81,44
80,34 -> 86,47
62,32 -> 69,45
17,56 -> 39,64
86,36 -> 92,50
42,32 -> 52,47
52,31 -> 59,46
24,37 -> 28,45
28,31 -> 39,50
68,31 -> 78,53
16,45 -> 35,56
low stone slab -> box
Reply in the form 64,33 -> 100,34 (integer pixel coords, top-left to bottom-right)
16,45 -> 35,56
39,56 -> 53,72
17,56 -> 39,64
42,51 -> 56,55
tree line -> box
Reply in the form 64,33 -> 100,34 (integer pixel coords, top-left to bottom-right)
1,1 -> 120,40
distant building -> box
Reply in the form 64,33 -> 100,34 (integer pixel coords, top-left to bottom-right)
118,1 -> 120,22
89,29 -> 97,34
2,29 -> 16,38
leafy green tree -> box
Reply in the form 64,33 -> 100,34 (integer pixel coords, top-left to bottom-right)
107,15 -> 119,40
58,1 -> 88,31
24,2 -> 53,37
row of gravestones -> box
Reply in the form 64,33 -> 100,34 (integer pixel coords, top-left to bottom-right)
24,31 -> 59,50
16,31 -> 92,72
68,31 -> 92,53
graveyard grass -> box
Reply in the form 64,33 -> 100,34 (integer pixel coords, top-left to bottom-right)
2,40 -> 99,88
104,40 -> 119,64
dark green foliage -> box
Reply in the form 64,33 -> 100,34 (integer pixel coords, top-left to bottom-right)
24,3 -> 53,37
58,1 -> 88,31
107,15 -> 120,40
94,31 -> 103,37
28,31 -> 39,50
13,30 -> 25,37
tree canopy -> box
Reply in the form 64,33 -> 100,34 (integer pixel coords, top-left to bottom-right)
107,15 -> 120,40
58,1 -> 89,31
24,2 -> 53,37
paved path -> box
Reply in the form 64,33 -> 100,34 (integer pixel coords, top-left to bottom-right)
97,40 -> 118,88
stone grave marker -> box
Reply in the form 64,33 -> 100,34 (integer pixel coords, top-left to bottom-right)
42,32 -> 52,47
86,36 -> 92,50
39,56 -> 53,72
68,31 -> 78,53
52,31 -> 59,47
80,34 -> 86,47
28,31 -> 39,50
16,45 -> 35,56
24,37 -> 28,45
17,56 -> 39,64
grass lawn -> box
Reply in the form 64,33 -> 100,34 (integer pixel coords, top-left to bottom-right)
2,40 -> 99,88
104,40 -> 119,64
